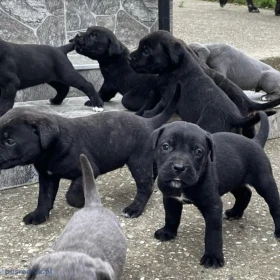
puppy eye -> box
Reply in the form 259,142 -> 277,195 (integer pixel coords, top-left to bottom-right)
194,148 -> 203,156
162,143 -> 169,150
4,138 -> 15,146
91,33 -> 97,39
142,47 -> 149,56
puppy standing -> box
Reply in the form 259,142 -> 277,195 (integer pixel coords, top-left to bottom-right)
71,26 -> 159,112
152,112 -> 280,268
0,84 -> 180,225
0,39 -> 103,116
130,31 -> 267,133
27,154 -> 126,280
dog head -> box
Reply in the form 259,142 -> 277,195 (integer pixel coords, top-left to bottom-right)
70,26 -> 129,60
0,108 -> 59,169
27,252 -> 115,280
130,30 -> 186,74
152,121 -> 214,192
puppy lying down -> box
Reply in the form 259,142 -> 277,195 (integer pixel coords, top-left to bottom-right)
152,112 -> 280,268
27,154 -> 126,280
189,43 -> 280,101
0,84 -> 180,225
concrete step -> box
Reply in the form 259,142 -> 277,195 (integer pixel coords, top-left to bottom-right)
1,91 -> 280,190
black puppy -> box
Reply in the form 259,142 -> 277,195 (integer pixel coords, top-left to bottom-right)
71,26 -> 159,112
130,31 -> 271,134
0,39 -> 103,116
0,84 -> 180,225
139,39 -> 280,138
152,113 -> 280,268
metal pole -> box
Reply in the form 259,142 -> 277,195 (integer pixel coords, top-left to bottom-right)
158,0 -> 170,32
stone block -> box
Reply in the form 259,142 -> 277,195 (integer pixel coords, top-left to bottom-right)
86,0 -> 120,15
115,10 -> 148,50
122,0 -> 158,27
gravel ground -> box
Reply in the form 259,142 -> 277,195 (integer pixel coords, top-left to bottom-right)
1,139 -> 280,280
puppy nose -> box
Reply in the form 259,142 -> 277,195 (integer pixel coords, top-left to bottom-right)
173,163 -> 185,172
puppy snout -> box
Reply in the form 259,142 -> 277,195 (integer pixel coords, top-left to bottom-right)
173,163 -> 186,172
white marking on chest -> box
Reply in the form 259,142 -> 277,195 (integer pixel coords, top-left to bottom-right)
172,193 -> 193,204
47,170 -> 53,175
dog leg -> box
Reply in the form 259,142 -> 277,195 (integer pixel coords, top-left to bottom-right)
199,198 -> 224,268
0,81 -> 19,116
276,0 -> 280,15
142,99 -> 165,118
66,177 -> 85,208
154,196 -> 183,241
246,0 -> 260,12
98,83 -> 117,102
23,174 -> 60,225
136,90 -> 160,116
253,176 -> 280,239
122,155 -> 154,218
59,71 -> 103,108
48,82 -> 70,105
224,186 -> 252,220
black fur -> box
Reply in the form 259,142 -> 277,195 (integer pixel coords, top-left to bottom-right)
152,112 -> 280,268
70,26 -> 159,112
0,84 -> 180,225
130,31 -> 268,133
0,39 -> 103,116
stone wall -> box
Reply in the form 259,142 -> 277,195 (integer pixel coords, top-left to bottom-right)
0,0 -> 162,50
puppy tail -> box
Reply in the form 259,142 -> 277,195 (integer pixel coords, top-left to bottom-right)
253,111 -> 270,147
149,82 -> 181,129
234,110 -> 273,130
80,154 -> 102,207
58,43 -> 75,54
248,95 -> 280,112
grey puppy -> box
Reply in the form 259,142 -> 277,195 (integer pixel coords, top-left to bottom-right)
189,43 -> 280,101
27,154 -> 126,280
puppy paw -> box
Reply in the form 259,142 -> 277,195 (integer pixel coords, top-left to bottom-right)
66,192 -> 85,208
154,227 -> 177,241
49,98 -> 63,105
223,209 -> 243,220
274,229 -> 280,240
23,210 -> 49,225
122,205 -> 143,218
142,111 -> 155,118
200,253 -> 224,269
84,99 -> 104,108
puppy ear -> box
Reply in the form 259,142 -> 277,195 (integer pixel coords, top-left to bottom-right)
108,38 -> 124,56
152,126 -> 166,150
29,116 -> 59,150
192,44 -> 210,62
96,271 -> 113,280
206,133 -> 215,162
162,40 -> 185,66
